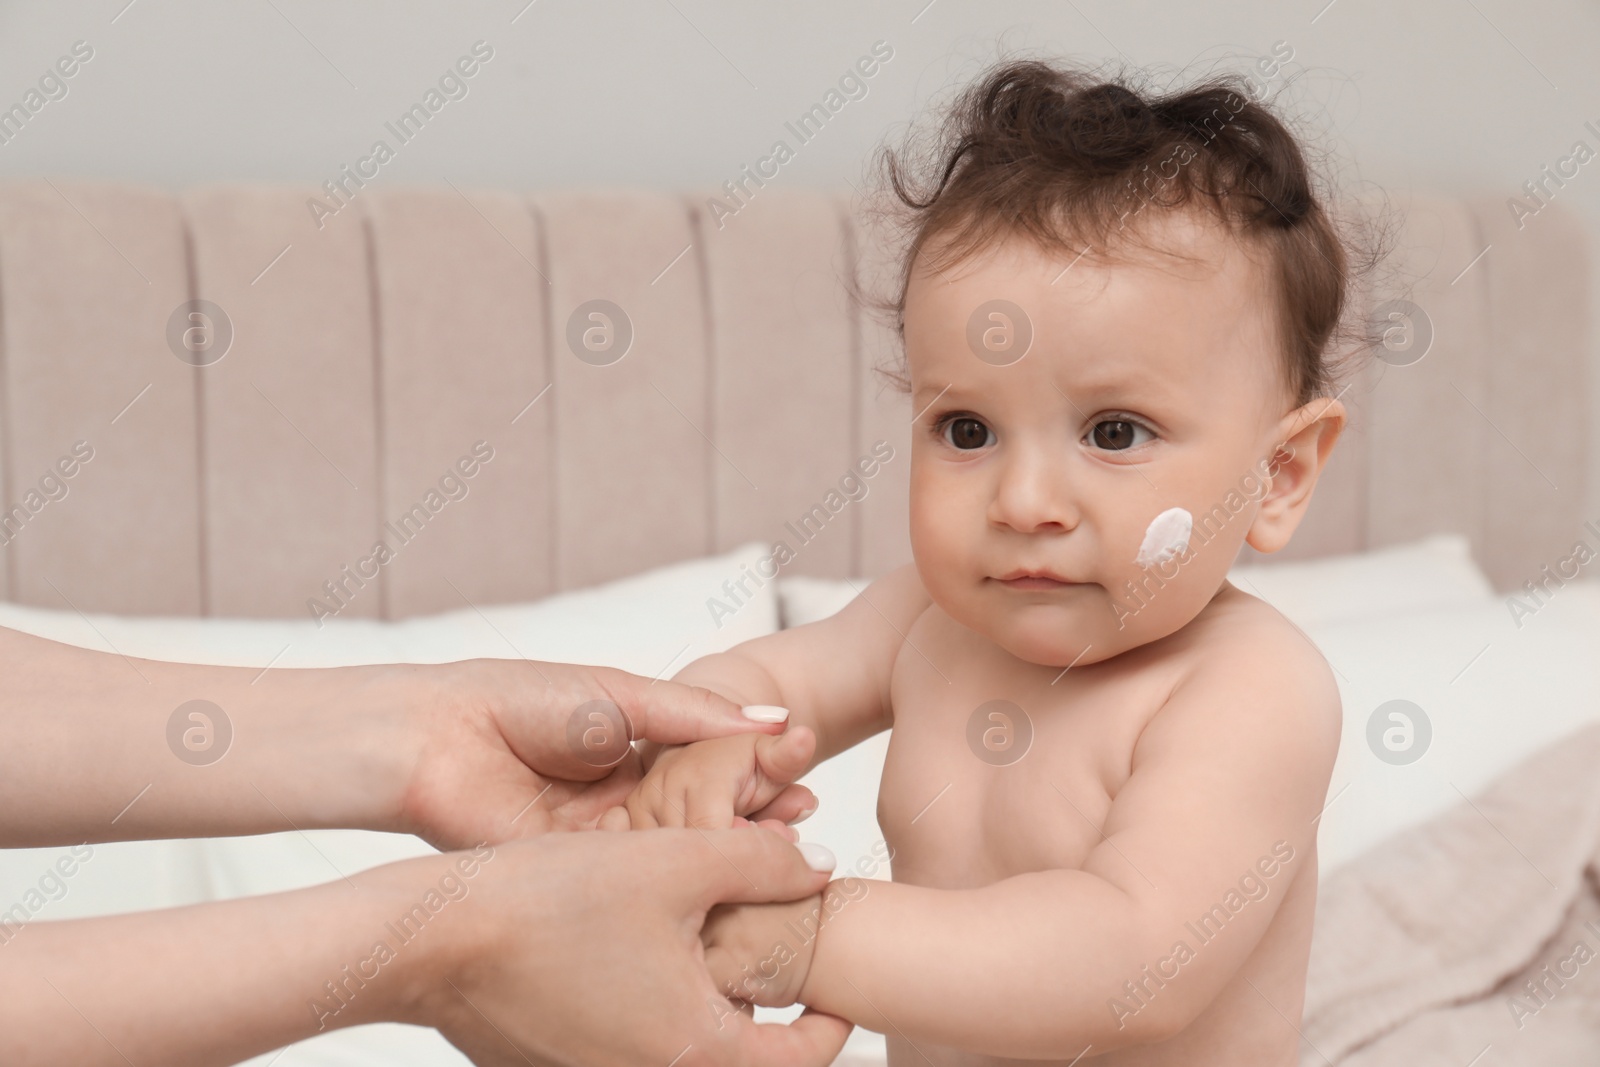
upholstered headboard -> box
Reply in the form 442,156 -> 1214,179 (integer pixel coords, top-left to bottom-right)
0,183 -> 1586,618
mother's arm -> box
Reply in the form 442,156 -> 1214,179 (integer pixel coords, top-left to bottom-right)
0,623 -> 800,850
0,829 -> 850,1067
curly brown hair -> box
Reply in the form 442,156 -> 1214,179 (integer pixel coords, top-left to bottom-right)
854,55 -> 1394,408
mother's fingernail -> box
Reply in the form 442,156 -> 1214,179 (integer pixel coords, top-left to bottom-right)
797,842 -> 836,872
741,705 -> 790,723
791,802 -> 817,825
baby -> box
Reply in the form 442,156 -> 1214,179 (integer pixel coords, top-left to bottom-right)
606,58 -> 1377,1064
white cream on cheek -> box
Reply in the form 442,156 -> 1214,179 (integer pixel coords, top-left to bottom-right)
1135,507 -> 1193,568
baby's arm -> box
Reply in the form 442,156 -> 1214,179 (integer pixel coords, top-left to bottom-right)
606,565 -> 928,830
706,618 -> 1342,1055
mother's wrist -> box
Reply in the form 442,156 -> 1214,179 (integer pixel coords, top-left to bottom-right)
242,660 -> 456,838
355,841 -> 506,1029
342,661 -> 469,837
291,843 -> 497,1033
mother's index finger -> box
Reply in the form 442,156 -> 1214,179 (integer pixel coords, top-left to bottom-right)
605,669 -> 790,745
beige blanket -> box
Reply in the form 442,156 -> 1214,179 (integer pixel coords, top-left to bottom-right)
1303,722 -> 1600,1065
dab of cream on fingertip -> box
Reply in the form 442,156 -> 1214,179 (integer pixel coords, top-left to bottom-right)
741,704 -> 790,723
1136,507 -> 1193,568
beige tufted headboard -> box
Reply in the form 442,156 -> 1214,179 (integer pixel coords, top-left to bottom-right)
0,182 -> 1586,619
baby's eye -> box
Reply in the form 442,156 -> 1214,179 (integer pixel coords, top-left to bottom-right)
1087,419 -> 1154,451
942,417 -> 994,450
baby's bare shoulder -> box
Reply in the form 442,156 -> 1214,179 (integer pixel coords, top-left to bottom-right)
1184,581 -> 1335,675
824,561 -> 938,671
865,562 -> 936,616
1143,583 -> 1342,765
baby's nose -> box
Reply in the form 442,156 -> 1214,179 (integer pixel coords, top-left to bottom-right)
988,453 -> 1079,533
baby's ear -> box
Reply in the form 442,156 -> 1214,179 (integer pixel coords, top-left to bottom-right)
1245,397 -> 1346,554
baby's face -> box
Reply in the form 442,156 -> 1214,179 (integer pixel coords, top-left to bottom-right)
904,210 -> 1301,667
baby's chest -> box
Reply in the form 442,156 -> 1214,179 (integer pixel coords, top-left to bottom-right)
876,663 -> 1151,888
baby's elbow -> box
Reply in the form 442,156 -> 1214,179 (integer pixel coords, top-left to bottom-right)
1127,997 -> 1202,1046
1077,977 -> 1213,1051
994,973 -> 1206,1056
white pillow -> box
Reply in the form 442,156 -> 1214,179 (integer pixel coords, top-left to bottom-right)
0,542 -> 782,917
1228,533 -> 1494,629
0,541 -> 778,674
779,573 -> 865,629
776,534 -> 1496,631
1308,580 -> 1600,875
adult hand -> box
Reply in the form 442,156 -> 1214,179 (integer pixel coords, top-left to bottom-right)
398,658 -> 818,850
400,826 -> 851,1067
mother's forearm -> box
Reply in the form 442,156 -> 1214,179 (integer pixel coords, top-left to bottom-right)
0,626 -> 433,847
0,850 -> 469,1066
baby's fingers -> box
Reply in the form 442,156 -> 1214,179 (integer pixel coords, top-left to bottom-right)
684,784 -> 738,831
731,727 -> 818,817
703,946 -> 790,1009
751,817 -> 800,842
755,727 -> 816,785
748,783 -> 817,826
622,782 -> 675,829
702,943 -> 753,1004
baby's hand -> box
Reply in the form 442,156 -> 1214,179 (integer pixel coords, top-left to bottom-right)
599,727 -> 816,831
703,893 -> 824,1009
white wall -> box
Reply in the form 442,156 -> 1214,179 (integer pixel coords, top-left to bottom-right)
1,0 -> 1597,518
0,0 -> 1594,192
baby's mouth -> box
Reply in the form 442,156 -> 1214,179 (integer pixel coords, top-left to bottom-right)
991,569 -> 1083,591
